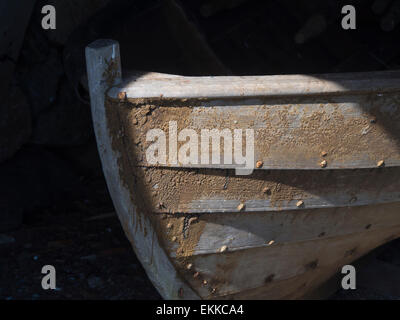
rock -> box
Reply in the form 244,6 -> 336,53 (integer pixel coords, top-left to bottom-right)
0,146 -> 83,231
294,14 -> 327,44
200,0 -> 248,17
0,234 -> 16,245
31,80 -> 93,146
0,0 -> 36,97
87,276 -> 104,289
381,0 -> 400,32
80,254 -> 97,261
57,140 -> 103,177
63,0 -> 208,103
38,0 -> 111,45
0,84 -> 31,163
372,0 -> 392,15
19,48 -> 63,116
18,22 -> 51,67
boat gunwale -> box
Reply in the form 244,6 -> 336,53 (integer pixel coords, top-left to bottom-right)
107,70 -> 400,102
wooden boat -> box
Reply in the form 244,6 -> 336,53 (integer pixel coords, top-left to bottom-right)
85,39 -> 400,299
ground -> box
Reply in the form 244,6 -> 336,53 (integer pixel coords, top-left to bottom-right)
1,176 -> 399,300
0,177 -> 161,300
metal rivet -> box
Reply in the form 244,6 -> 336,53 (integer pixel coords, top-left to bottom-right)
321,151 -> 328,157
320,160 -> 327,168
237,203 -> 245,211
203,280 -> 208,285
267,240 -> 275,246
193,272 -> 200,279
186,263 -> 193,270
118,91 -> 127,100
171,236 -> 177,242
377,160 -> 385,168
167,223 -> 173,229
220,245 -> 228,253
296,200 -> 304,208
256,160 -> 263,168
189,216 -> 198,225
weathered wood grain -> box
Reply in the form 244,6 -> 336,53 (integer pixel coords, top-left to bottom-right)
91,40 -> 400,300
86,39 -> 198,300
182,225 -> 400,299
108,70 -> 400,100
108,71 -> 400,170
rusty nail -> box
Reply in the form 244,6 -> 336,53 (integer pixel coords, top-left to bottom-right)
377,160 -> 385,168
189,216 -> 198,225
256,160 -> 263,168
193,272 -> 200,279
178,288 -> 184,297
186,263 -> 193,270
237,203 -> 245,211
220,245 -> 228,253
296,200 -> 304,208
320,160 -> 327,168
118,91 -> 127,100
321,151 -> 328,157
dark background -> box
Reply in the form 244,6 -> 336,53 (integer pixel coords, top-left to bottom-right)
1,0 -> 400,299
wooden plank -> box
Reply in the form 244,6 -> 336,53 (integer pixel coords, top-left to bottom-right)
85,39 -> 199,300
107,71 -> 400,171
181,202 -> 400,256
178,225 -> 400,299
177,190 -> 400,213
115,161 -> 400,215
108,70 -> 400,100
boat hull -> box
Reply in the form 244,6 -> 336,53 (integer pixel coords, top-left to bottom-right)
86,39 -> 400,299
